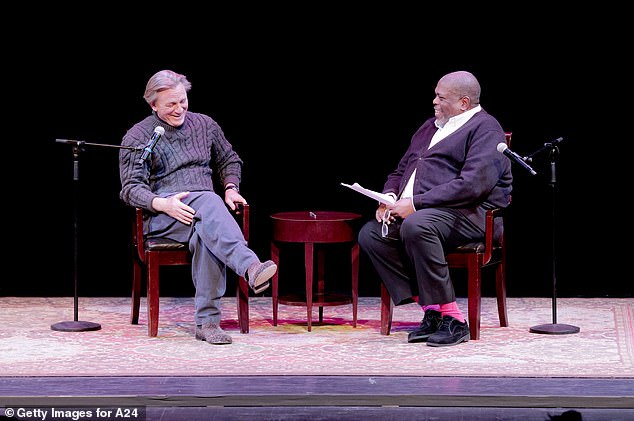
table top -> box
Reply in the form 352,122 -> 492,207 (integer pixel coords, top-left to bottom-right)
270,211 -> 362,243
271,211 -> 361,222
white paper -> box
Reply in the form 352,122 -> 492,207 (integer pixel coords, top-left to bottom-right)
340,182 -> 395,205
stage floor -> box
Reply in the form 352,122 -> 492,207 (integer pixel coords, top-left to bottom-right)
1,296 -> 632,420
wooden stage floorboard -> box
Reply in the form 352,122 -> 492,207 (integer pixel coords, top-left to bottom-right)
2,375 -> 633,420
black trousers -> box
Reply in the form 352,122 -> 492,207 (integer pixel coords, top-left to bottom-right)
358,207 -> 485,306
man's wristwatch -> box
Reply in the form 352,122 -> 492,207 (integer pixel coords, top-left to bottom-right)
225,184 -> 239,193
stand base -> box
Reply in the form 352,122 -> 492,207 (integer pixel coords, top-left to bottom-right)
529,323 -> 579,335
51,321 -> 102,332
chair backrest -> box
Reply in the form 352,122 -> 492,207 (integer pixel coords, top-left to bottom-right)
449,131 -> 511,261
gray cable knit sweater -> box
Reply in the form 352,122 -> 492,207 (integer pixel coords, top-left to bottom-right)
119,112 -> 242,211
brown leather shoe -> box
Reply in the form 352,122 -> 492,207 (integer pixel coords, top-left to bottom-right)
195,322 -> 232,345
247,260 -> 277,294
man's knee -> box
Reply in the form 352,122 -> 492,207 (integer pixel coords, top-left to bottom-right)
358,221 -> 377,251
401,214 -> 438,242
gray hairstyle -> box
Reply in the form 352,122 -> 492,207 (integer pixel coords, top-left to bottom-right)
143,70 -> 192,106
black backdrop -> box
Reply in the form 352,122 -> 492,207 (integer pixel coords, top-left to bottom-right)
5,12 -> 628,299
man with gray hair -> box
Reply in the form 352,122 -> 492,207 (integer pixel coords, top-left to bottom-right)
120,69 -> 276,344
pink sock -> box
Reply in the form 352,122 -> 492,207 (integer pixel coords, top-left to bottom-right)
422,304 -> 440,312
439,301 -> 465,323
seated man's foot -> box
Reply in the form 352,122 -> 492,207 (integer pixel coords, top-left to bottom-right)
426,315 -> 470,347
247,260 -> 277,294
407,309 -> 442,343
195,322 -> 232,345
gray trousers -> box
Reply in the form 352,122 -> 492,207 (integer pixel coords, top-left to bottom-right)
146,191 -> 259,325
358,207 -> 485,307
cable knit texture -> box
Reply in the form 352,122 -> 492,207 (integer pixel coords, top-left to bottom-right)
119,112 -> 242,211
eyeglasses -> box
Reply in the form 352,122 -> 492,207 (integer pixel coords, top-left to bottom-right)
381,209 -> 391,238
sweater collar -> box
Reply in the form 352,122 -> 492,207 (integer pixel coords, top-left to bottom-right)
150,112 -> 183,133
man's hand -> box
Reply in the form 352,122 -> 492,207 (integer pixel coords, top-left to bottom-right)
151,192 -> 195,225
378,198 -> 415,223
388,198 -> 415,220
225,188 -> 247,211
375,203 -> 389,222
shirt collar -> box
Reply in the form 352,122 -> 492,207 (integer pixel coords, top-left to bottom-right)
435,105 -> 482,130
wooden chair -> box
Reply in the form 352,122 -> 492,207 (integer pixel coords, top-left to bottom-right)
380,132 -> 512,340
130,203 -> 251,337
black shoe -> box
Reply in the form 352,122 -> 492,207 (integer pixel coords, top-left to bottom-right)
407,310 -> 442,343
426,315 -> 470,347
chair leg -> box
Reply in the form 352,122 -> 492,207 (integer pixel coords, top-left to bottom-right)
351,243 -> 359,328
271,241 -> 280,326
237,276 -> 249,334
317,248 -> 325,324
131,260 -> 142,325
304,242 -> 314,332
380,282 -> 393,335
147,254 -> 160,337
495,260 -> 508,327
466,257 -> 482,340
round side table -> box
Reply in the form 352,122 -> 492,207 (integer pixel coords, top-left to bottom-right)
270,211 -> 361,331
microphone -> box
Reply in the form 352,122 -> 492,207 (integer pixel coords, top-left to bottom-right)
497,143 -> 537,176
56,139 -> 83,145
138,126 -> 165,164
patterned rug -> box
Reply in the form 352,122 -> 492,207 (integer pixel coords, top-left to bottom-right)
0,296 -> 632,377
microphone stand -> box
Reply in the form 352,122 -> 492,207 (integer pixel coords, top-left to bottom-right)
525,137 -> 580,335
52,139 -> 139,332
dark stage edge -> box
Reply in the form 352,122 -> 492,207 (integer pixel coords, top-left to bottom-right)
1,375 -> 633,420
